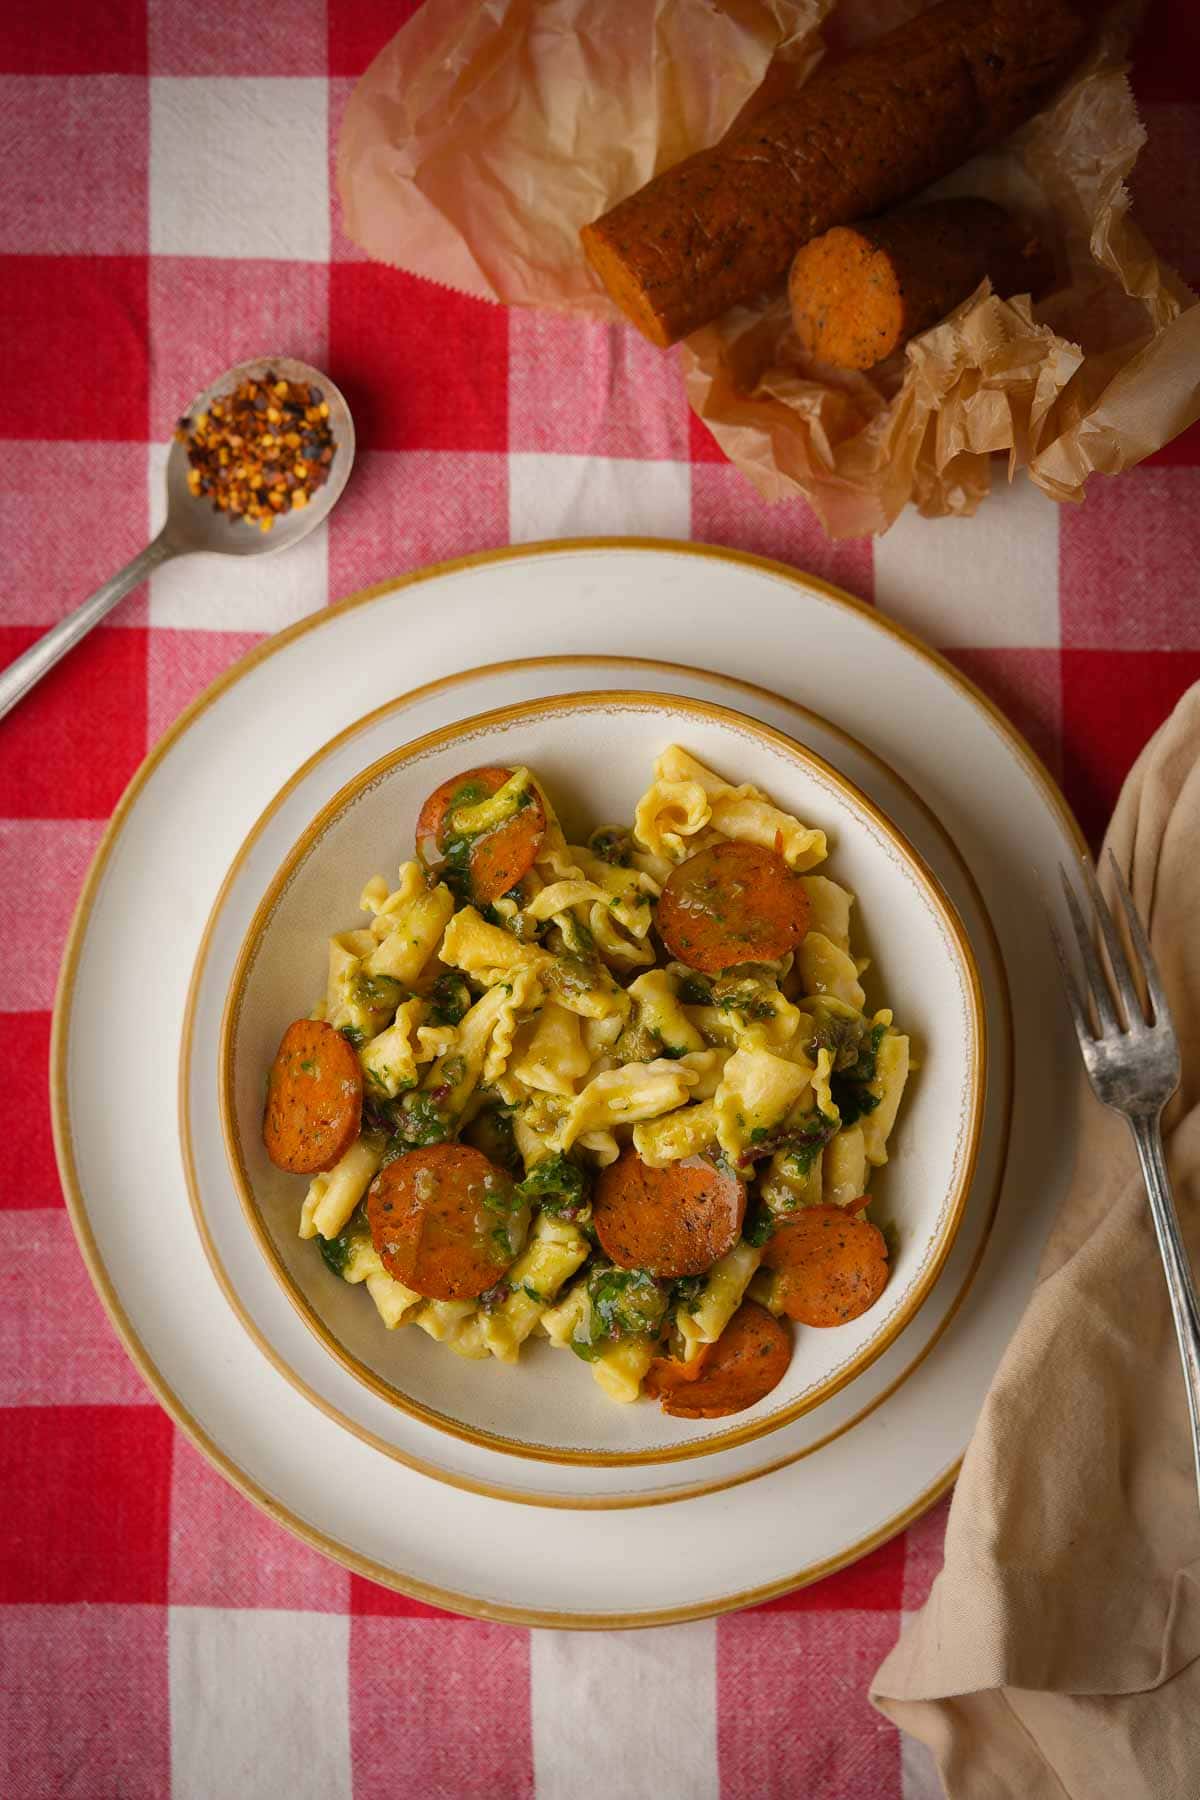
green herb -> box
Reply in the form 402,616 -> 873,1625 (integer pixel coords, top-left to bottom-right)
588,827 -> 633,867
517,1153 -> 592,1220
299,1059 -> 318,1076
318,1204 -> 368,1278
477,1280 -> 510,1314
826,1021 -> 887,1125
672,1275 -> 706,1316
391,1089 -> 453,1148
521,1283 -> 546,1304
569,1265 -> 667,1360
780,1109 -> 839,1177
352,972 -> 405,1013
676,973 -> 713,1007
744,1204 -> 776,1248
463,1104 -> 521,1174
428,971 -> 471,1027
339,1025 -> 367,1050
439,1053 -> 468,1088
749,1125 -> 769,1144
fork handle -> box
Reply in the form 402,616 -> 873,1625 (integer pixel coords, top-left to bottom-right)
1130,1114 -> 1200,1507
0,530 -> 179,726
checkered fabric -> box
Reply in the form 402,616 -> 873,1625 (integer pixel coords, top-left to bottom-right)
1,2 -> 1197,1795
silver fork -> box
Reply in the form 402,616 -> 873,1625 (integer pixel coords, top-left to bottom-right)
1048,852 -> 1200,1510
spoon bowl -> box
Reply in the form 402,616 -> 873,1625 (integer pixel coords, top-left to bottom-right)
164,355 -> 356,557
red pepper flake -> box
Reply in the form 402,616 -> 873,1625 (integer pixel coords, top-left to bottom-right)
176,370 -> 336,533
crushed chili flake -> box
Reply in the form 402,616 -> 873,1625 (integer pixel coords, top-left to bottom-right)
176,371 -> 336,532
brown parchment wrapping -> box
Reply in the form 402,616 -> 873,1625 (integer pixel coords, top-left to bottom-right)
338,0 -> 1200,538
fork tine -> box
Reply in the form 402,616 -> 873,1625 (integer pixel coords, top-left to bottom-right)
1045,903 -> 1099,1047
1059,867 -> 1120,1035
1078,854 -> 1145,1028
1106,850 -> 1172,1028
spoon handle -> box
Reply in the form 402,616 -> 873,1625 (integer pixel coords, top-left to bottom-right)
0,531 -> 181,725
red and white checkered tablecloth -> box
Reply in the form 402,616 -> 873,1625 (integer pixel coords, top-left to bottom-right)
2,1 -> 1198,1795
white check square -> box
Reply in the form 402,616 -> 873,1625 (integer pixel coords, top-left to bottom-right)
151,78 -> 329,261
873,474 -> 1061,649
509,453 -> 690,543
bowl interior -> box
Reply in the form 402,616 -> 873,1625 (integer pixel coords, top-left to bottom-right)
222,693 -> 983,1463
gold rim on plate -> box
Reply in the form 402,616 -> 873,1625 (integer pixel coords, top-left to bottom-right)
185,652 -> 1012,1509
219,689 -> 987,1467
52,538 -> 1086,1626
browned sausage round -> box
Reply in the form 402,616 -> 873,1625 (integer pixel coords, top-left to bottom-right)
656,839 -> 811,974
263,1018 -> 363,1174
593,1148 -> 745,1279
762,1204 -> 889,1327
415,766 -> 546,905
652,1301 -> 792,1418
366,1142 -> 519,1301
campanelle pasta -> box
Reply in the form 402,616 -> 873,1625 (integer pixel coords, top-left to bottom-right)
263,748 -> 911,1414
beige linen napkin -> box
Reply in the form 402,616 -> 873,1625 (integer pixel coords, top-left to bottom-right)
873,684 -> 1200,1798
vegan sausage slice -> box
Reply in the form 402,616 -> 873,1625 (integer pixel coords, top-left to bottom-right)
763,1203 -> 889,1327
657,840 -> 810,974
652,1301 -> 792,1418
367,1142 -> 519,1301
263,1018 -> 363,1175
415,765 -> 546,904
594,1148 -> 745,1279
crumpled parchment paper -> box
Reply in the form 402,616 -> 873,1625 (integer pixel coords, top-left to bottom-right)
338,0 -> 1200,538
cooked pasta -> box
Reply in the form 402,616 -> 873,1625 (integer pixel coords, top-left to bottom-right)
264,746 -> 912,1414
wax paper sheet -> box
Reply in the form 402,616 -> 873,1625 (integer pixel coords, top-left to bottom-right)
338,0 -> 1199,537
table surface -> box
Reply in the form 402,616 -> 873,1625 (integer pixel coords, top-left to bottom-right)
2,3 -> 1197,1796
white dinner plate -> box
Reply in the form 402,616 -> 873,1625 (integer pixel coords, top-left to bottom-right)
189,663 -> 1008,1506
54,541 -> 1084,1625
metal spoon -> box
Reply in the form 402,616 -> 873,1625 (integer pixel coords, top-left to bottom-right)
0,355 -> 355,725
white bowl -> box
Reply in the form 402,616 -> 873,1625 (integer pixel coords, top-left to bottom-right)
220,691 -> 985,1466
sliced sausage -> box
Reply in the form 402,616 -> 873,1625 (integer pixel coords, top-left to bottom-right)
657,840 -> 811,974
580,0 -> 1088,346
415,765 -> 546,905
644,1342 -> 713,1399
263,1018 -> 363,1174
762,1203 -> 889,1327
654,1301 -> 792,1418
789,199 -> 1053,371
594,1149 -> 745,1279
366,1142 -> 518,1301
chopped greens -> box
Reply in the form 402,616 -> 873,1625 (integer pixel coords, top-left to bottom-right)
672,1274 -> 706,1315
427,970 -> 471,1027
463,1104 -> 521,1175
516,1153 -> 592,1221
589,826 -> 634,866
318,1204 -> 369,1278
570,1266 -> 667,1361
828,1021 -> 886,1126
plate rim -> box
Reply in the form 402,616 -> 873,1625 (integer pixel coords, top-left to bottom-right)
51,536 -> 1086,1625
185,651 -> 1013,1508
218,686 -> 987,1466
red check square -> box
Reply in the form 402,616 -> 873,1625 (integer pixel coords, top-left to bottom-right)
1,440 -> 149,629
0,76 -> 148,256
0,1605 -> 169,1800
328,0 -> 425,78
1062,649 -> 1200,845
1061,466 -> 1200,650
1,0 -> 147,75
330,264 -> 508,453
327,450 -> 508,597
0,255 -> 148,441
0,1406 -> 173,1604
151,0 -> 326,75
691,463 -> 874,600
718,1611 -> 901,1794
350,1616 -> 534,1797
148,256 -> 329,441
0,625 -> 147,818
0,1012 -> 59,1209
1131,103 -> 1200,293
